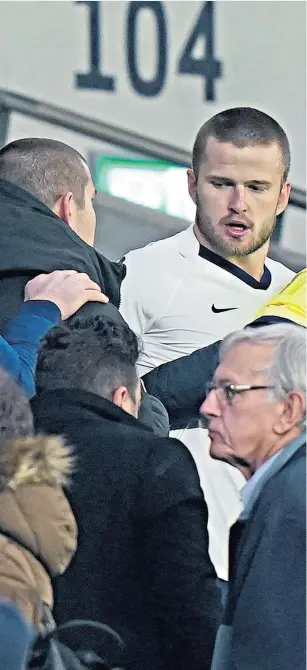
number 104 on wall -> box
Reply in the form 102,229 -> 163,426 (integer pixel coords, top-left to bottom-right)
75,1 -> 223,102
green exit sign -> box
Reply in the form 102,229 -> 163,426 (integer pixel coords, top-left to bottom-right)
94,156 -> 195,222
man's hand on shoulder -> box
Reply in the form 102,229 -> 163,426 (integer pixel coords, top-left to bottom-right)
24,270 -> 109,321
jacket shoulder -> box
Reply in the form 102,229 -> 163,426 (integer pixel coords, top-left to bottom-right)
257,444 -> 306,520
142,434 -> 202,485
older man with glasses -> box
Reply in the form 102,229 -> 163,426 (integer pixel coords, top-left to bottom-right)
200,322 -> 306,670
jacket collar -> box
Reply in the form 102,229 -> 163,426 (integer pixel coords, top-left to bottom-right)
0,179 -> 125,307
32,388 -> 150,432
227,432 -> 306,602
0,179 -> 100,271
240,432 -> 306,521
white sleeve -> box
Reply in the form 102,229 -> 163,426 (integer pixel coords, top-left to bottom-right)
119,246 -> 180,342
119,251 -> 155,337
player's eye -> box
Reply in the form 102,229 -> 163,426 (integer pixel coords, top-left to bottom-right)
211,180 -> 231,189
248,184 -> 266,192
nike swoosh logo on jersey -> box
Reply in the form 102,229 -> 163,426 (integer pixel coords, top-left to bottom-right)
211,305 -> 238,314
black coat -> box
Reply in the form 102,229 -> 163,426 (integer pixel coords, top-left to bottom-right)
0,179 -> 170,436
212,436 -> 306,670
0,179 -> 126,330
32,389 -> 222,670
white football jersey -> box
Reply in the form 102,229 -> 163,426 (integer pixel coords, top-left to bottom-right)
120,225 -> 294,580
120,225 -> 294,375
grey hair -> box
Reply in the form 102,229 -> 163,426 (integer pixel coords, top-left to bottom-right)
220,323 -> 306,430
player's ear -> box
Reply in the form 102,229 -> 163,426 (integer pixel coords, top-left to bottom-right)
187,169 -> 197,205
276,181 -> 291,216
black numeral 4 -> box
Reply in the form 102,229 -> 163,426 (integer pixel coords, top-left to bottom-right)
177,2 -> 222,101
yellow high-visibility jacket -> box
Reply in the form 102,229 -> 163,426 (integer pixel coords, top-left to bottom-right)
255,269 -> 306,328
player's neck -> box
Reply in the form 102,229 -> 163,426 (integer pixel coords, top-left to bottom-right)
227,247 -> 269,282
193,224 -> 269,282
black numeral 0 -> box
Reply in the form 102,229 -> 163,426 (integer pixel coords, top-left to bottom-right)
126,1 -> 167,97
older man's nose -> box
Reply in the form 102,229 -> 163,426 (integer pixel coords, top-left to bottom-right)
200,389 -> 221,417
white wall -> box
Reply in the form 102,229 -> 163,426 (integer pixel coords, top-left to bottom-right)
0,0 -> 305,252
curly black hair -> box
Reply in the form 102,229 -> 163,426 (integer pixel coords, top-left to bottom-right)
36,316 -> 140,401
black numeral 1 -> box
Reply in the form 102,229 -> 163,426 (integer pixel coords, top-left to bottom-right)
75,1 -> 116,91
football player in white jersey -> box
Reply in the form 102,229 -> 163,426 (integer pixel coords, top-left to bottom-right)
119,107 -> 295,585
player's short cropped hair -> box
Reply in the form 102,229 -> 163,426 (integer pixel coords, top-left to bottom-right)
192,107 -> 291,183
36,315 -> 140,402
0,368 -> 34,445
0,138 -> 88,209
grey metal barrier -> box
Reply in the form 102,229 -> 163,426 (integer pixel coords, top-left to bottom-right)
0,87 -> 305,270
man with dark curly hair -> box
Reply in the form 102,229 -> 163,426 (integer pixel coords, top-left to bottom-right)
32,315 -> 222,670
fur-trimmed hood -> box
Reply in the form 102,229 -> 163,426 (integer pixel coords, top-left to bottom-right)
0,434 -> 74,489
0,435 -> 77,576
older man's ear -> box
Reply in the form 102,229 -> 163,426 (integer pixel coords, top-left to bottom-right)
273,391 -> 306,436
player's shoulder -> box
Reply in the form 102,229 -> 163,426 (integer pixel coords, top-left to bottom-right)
122,225 -> 197,267
266,257 -> 295,284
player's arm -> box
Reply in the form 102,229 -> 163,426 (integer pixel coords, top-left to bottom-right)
143,270 -> 306,428
143,339 -> 219,429
119,250 -> 181,347
119,252 -> 152,337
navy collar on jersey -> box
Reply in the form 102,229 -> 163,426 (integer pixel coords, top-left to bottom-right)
198,245 -> 272,290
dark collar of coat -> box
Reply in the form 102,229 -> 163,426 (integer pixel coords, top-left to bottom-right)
31,388 -> 152,433
0,179 -> 125,307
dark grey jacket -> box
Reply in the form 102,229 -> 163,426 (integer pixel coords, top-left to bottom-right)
212,433 -> 306,670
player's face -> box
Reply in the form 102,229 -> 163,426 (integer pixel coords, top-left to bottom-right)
200,342 -> 284,472
188,137 -> 290,258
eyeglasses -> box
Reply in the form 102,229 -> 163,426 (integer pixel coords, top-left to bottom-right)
205,381 -> 275,406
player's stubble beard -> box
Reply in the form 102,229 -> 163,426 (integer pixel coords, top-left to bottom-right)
195,193 -> 278,258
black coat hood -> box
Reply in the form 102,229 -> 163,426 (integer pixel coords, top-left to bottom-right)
0,179 -> 126,328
